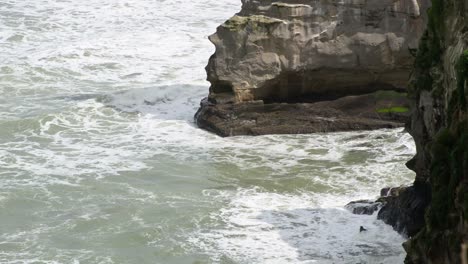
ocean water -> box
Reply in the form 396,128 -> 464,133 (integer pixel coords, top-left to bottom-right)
0,0 -> 416,263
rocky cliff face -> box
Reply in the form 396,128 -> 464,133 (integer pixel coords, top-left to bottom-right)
196,0 -> 430,136
207,0 -> 429,103
196,0 -> 468,262
403,0 -> 468,262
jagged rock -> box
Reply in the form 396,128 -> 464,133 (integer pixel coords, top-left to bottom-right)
196,0 -> 430,136
345,199 -> 383,215
377,185 -> 430,238
346,186 -> 429,237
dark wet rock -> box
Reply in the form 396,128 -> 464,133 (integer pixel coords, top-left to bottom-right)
377,185 -> 430,238
380,187 -> 392,197
345,200 -> 382,215
196,91 -> 410,136
347,185 -> 430,238
401,0 -> 468,262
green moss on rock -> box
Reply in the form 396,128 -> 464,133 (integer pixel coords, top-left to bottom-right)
376,106 -> 410,113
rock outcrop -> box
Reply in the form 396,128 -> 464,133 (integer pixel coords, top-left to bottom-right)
196,0 -> 430,136
196,91 -> 409,136
402,0 -> 468,263
345,199 -> 383,215
347,186 -> 430,237
378,185 -> 430,237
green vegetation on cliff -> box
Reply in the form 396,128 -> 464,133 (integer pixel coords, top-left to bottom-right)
376,106 -> 410,114
405,0 -> 467,262
412,0 -> 444,94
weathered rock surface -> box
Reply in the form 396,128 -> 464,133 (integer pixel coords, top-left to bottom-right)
196,90 -> 409,136
345,1 -> 468,263
401,0 -> 468,263
196,0 -> 430,136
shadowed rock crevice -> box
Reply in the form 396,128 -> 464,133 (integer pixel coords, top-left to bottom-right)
250,69 -> 409,104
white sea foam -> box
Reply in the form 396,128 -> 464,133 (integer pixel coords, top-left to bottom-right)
0,0 -> 417,262
189,188 -> 406,263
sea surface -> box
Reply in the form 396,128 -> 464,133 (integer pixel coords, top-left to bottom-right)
0,1 -> 416,263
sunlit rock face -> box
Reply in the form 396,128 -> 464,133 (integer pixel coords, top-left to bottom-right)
205,0 -> 431,103
195,0 -> 431,136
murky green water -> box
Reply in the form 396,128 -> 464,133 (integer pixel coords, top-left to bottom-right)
0,1 -> 415,263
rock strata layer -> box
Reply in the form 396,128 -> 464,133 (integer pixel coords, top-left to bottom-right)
196,0 -> 430,136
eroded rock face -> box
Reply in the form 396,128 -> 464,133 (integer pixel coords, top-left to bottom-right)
402,0 -> 468,263
196,0 -> 430,136
205,0 -> 430,104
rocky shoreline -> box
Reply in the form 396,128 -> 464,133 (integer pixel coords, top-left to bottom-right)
195,0 -> 467,263
196,90 -> 410,136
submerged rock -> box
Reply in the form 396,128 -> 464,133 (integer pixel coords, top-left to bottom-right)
196,0 -> 430,136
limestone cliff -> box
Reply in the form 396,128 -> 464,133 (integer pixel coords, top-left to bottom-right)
207,0 -> 429,103
196,0 -> 430,136
403,0 -> 468,262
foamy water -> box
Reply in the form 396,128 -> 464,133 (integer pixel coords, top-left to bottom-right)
0,1 -> 415,263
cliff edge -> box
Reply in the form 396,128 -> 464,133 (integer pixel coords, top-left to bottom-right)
403,0 -> 468,262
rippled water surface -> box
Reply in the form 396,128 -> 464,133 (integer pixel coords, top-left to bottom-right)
0,1 -> 415,263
